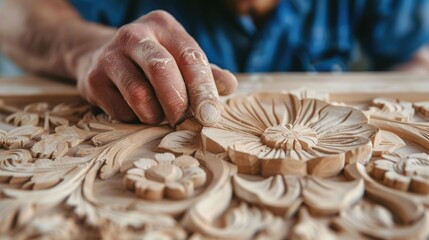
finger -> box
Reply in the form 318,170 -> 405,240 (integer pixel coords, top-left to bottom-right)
124,35 -> 188,126
98,86 -> 138,122
84,71 -> 138,122
159,27 -> 221,126
102,54 -> 164,124
210,64 -> 238,96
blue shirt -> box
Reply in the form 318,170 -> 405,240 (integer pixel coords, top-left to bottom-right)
70,0 -> 429,72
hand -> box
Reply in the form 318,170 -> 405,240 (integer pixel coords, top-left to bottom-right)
75,10 -> 237,126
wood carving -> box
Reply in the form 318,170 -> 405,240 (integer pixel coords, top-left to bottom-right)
2,90 -> 429,239
414,101 -> 429,118
365,97 -> 415,121
301,176 -> 364,216
371,153 -> 429,194
124,153 -> 207,200
202,93 -> 377,177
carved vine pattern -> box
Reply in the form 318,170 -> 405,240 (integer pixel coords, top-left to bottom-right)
1,94 -> 429,239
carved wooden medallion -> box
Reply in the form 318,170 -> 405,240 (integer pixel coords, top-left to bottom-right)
1,91 -> 429,239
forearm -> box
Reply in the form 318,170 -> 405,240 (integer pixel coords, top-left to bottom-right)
0,0 -> 115,79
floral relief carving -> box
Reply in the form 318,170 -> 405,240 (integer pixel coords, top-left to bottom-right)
0,126 -> 44,149
414,101 -> 429,118
3,90 -> 429,239
124,153 -> 207,200
202,93 -> 378,177
371,153 -> 429,194
3,102 -> 89,130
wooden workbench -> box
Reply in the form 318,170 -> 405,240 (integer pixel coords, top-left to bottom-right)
1,73 -> 429,239
1,73 -> 429,101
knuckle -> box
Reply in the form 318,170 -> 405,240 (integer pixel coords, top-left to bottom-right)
144,10 -> 175,27
179,47 -> 209,67
147,56 -> 174,78
115,24 -> 140,45
98,49 -> 119,68
138,38 -> 158,53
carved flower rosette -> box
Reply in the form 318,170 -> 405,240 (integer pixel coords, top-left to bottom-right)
202,93 -> 378,177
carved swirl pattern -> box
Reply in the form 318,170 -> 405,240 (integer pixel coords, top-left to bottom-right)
1,93 -> 429,239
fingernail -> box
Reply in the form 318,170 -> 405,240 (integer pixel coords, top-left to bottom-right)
196,101 -> 220,126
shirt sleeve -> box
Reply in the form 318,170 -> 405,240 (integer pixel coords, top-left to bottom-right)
357,0 -> 429,70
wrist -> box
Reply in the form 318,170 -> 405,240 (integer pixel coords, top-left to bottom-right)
61,20 -> 115,80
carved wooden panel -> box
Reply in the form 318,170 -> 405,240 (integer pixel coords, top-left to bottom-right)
1,90 -> 429,239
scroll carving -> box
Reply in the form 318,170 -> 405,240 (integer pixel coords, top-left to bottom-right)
2,90 -> 429,239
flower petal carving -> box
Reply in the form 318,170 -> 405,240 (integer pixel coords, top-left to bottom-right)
124,153 -> 207,200
371,153 -> 429,194
233,174 -> 302,216
302,176 -> 364,215
202,93 -> 377,177
157,130 -> 201,156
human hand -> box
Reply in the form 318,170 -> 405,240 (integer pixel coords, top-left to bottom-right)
75,10 -> 237,126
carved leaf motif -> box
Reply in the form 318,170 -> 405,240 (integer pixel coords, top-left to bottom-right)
286,87 -> 329,101
7,214 -> 81,239
77,112 -> 141,132
0,125 -> 44,149
291,208 -> 338,240
157,130 -> 201,156
31,126 -> 96,159
345,163 -> 424,225
301,176 -> 364,215
6,112 -> 39,126
98,126 -> 171,179
64,159 -> 184,236
365,98 -> 415,122
0,200 -> 35,233
98,221 -> 186,240
369,117 -> 429,150
202,93 -> 377,177
5,102 -> 89,129
233,174 -> 301,216
413,101 -> 429,118
0,150 -> 91,190
176,117 -> 203,132
372,153 -> 429,194
334,200 -> 429,239
183,178 -> 287,239
124,153 -> 207,200
372,130 -> 406,157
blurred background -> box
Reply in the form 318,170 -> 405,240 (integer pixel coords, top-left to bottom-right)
0,0 -> 429,76
0,0 -> 21,76
0,54 -> 21,76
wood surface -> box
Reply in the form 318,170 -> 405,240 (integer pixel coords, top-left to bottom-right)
1,74 -> 429,239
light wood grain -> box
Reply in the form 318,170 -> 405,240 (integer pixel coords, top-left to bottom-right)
1,74 -> 429,239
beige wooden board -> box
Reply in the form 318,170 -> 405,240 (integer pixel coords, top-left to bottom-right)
1,74 -> 429,239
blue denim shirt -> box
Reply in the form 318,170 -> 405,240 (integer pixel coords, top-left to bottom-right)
70,0 -> 429,72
